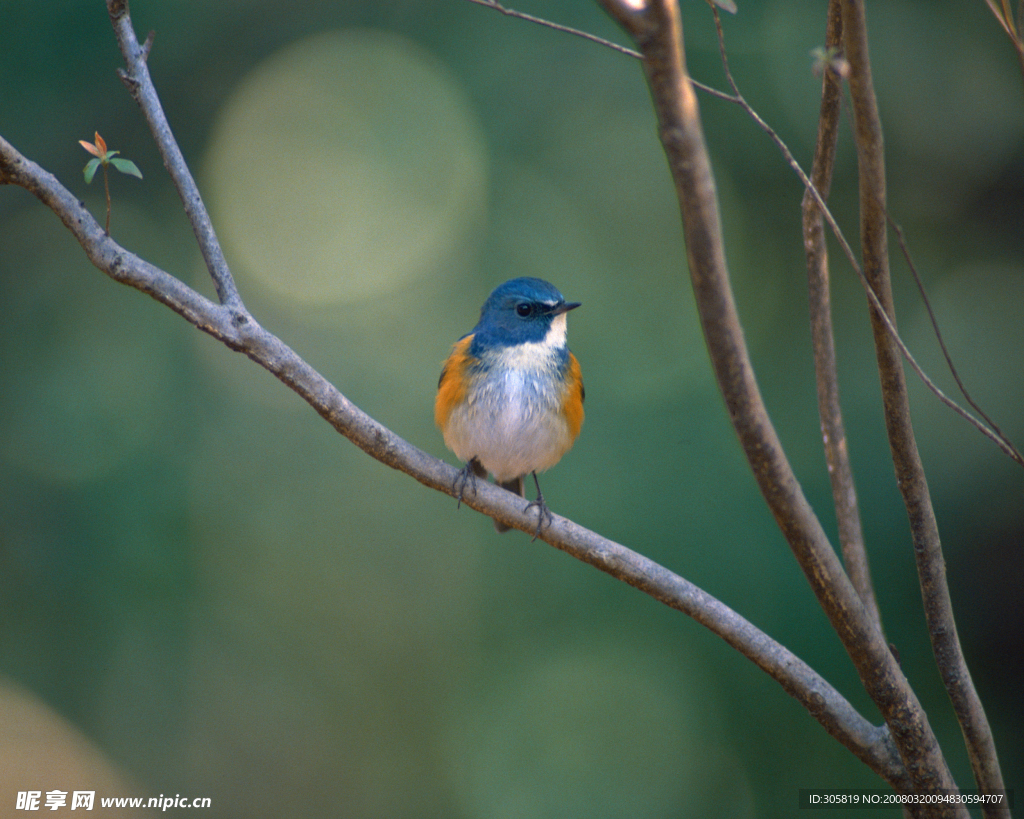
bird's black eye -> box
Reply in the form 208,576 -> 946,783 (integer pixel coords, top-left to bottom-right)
515,302 -> 534,318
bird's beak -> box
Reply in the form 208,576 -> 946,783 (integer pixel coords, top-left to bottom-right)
553,301 -> 581,315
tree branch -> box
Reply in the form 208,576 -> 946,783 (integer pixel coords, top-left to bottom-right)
468,0 -> 1024,473
984,0 -> 1024,95
466,0 -> 643,59
468,0 -> 1011,806
706,5 -> 1023,473
841,1 -> 1007,812
597,0 -> 963,809
106,0 -> 240,308
0,1 -> 913,788
889,218 -> 1023,466
0,122 -> 914,798
467,0 -> 742,103
801,0 -> 882,629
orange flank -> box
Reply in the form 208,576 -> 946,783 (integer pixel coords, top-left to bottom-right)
435,334 -> 474,429
561,352 -> 585,443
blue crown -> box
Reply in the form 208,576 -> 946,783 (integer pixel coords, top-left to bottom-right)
472,277 -> 579,349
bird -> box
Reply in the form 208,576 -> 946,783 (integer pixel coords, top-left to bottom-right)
435,277 -> 584,536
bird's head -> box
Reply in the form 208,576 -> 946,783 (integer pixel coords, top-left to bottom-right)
474,277 -> 580,348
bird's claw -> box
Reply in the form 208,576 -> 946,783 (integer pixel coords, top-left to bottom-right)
524,495 -> 553,541
453,458 -> 484,509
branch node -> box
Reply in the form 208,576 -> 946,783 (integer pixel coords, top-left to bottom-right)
116,67 -> 138,94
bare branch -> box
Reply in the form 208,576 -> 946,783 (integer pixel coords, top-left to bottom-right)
889,218 -> 1023,465
2,0 -> 1008,802
597,0 -> 963,807
0,129 -> 911,788
0,9 -> 911,786
801,0 -> 882,628
106,0 -> 241,308
466,0 -> 642,58
983,0 -> 1024,93
841,1 -> 1007,811
2,116 -> 915,790
465,0 -> 741,103
705,6 -> 1024,471
466,0 -> 1024,469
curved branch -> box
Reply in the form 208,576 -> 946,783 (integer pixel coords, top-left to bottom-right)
468,0 -> 1024,472
598,0 -> 962,808
0,2 -> 912,781
801,0 -> 881,628
841,1 -> 1007,812
0,128 -> 912,791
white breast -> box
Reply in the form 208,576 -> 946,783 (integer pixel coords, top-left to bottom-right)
442,314 -> 573,482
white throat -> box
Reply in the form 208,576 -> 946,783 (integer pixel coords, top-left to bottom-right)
498,312 -> 567,368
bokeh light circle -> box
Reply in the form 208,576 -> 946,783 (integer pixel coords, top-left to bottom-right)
205,30 -> 487,305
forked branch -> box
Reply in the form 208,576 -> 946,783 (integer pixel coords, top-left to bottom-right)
841,1 -> 1007,812
801,0 -> 881,629
598,0 -> 962,809
470,0 -> 1024,470
0,0 -> 917,794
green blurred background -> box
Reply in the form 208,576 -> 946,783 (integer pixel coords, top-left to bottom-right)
1,0 -> 1021,816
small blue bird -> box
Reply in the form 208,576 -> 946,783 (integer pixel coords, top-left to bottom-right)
435,277 -> 584,535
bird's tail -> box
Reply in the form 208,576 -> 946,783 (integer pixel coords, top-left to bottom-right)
494,476 -> 524,532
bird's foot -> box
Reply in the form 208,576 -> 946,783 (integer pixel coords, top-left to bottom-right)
453,458 -> 485,509
524,472 -> 553,540
523,497 -> 553,541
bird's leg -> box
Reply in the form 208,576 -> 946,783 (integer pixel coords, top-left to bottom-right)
453,457 -> 486,509
524,471 -> 553,540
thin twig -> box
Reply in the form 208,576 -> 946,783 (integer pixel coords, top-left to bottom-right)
706,4 -> 1024,470
841,0 -> 1007,812
983,0 -> 1024,95
466,0 -> 641,58
466,0 -> 740,102
101,162 -> 112,235
889,217 -> 1023,464
106,0 -> 241,308
801,0 -> 881,629
597,0 -> 958,806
